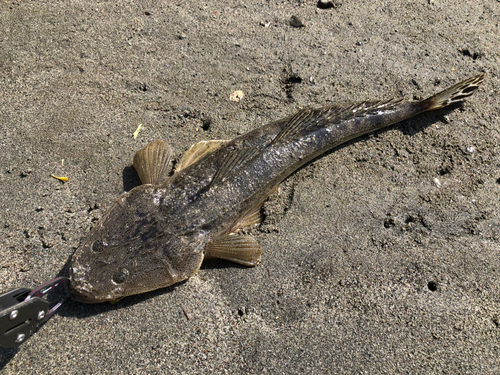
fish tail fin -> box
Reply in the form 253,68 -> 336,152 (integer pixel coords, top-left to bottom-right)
422,73 -> 485,111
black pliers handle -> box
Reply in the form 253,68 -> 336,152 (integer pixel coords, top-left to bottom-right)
0,277 -> 69,348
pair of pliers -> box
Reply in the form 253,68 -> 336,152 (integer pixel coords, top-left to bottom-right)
0,277 -> 69,348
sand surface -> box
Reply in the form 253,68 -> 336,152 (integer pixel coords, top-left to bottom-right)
1,1 -> 499,373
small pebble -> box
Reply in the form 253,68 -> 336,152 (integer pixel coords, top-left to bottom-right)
20,168 -> 32,177
230,90 -> 244,102
317,0 -> 335,9
290,16 -> 305,28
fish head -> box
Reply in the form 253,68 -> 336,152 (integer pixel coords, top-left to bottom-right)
68,186 -> 207,303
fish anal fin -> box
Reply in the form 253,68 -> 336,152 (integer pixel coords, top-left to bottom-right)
133,140 -> 173,185
230,185 -> 279,232
205,234 -> 262,267
231,205 -> 263,232
175,140 -> 229,173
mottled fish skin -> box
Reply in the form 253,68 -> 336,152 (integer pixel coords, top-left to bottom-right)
69,74 -> 485,303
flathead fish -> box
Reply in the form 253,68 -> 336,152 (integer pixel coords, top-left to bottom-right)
69,73 -> 485,303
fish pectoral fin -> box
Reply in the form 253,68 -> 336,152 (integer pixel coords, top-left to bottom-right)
205,234 -> 262,267
133,140 -> 173,185
175,140 -> 229,173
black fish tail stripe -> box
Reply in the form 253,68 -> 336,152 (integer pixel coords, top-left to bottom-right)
423,73 -> 485,110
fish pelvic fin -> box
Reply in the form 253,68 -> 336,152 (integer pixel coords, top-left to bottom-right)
422,73 -> 485,111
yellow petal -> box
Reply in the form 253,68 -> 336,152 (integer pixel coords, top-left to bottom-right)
51,175 -> 69,182
133,123 -> 143,139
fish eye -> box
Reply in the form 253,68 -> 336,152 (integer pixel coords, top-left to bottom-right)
112,268 -> 129,284
91,240 -> 108,253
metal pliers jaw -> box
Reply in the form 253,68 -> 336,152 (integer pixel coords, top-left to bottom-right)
0,277 -> 69,349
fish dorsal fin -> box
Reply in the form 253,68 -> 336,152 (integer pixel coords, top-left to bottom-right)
209,147 -> 260,189
271,105 -> 355,145
346,98 -> 404,116
133,140 -> 173,185
175,140 -> 229,173
271,99 -> 404,145
205,234 -> 262,266
271,107 -> 322,145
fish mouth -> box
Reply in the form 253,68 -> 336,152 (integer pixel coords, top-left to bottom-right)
67,275 -> 102,304
68,264 -> 124,304
68,287 -> 104,304
68,280 -> 124,304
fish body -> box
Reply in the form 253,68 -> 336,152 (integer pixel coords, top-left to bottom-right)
69,74 -> 484,303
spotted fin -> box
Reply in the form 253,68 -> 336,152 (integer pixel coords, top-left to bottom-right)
175,140 -> 229,173
205,234 -> 262,266
270,74 -> 484,145
133,140 -> 173,185
422,73 -> 485,110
